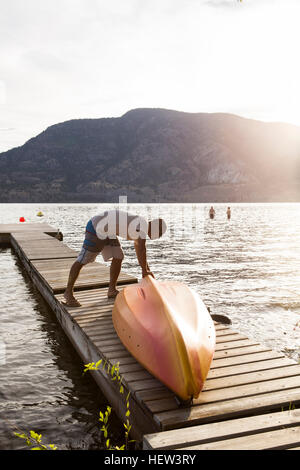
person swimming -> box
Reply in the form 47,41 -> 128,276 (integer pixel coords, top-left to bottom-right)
209,206 -> 215,219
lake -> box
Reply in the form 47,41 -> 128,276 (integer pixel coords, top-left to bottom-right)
0,202 -> 299,449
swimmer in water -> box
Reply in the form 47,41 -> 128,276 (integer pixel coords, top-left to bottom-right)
209,206 -> 215,219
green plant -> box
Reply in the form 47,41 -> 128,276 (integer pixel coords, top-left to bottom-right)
281,401 -> 296,412
84,359 -> 135,450
13,430 -> 57,450
13,359 -> 133,450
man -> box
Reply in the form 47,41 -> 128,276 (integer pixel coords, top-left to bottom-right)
226,207 -> 231,220
63,209 -> 167,307
209,206 -> 215,219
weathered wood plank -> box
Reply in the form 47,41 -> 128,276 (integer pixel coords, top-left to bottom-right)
153,388 -> 300,430
143,410 -> 300,450
203,365 -> 300,390
12,237 -> 78,260
214,339 -> 260,350
88,332 -> 119,341
207,357 -> 296,379
216,333 -> 248,343
82,325 -> 116,336
126,377 -> 166,392
145,375 -> 300,414
0,223 -> 56,233
13,238 -> 64,248
212,344 -> 272,359
42,261 -> 137,292
11,231 -> 57,241
139,356 -> 295,403
180,426 -> 300,450
210,350 -> 285,368
1,225 -> 58,245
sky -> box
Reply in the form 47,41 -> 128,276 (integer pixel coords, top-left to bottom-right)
1,0 -> 300,152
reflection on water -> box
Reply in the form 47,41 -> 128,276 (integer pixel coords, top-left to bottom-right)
0,248 -> 123,450
0,202 -> 300,449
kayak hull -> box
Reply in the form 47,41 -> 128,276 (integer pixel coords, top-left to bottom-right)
112,276 -> 215,400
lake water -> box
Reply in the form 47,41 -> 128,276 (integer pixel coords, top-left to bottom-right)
0,202 -> 300,449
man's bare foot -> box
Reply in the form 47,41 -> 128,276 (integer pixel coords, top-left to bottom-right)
107,288 -> 120,299
62,292 -> 82,307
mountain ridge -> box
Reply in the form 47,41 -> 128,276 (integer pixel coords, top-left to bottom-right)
0,108 -> 300,203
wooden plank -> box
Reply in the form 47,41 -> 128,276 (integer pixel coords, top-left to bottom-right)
106,355 -> 140,366
210,350 -> 285,368
13,238 -> 78,260
80,319 -> 114,329
21,250 -> 77,260
71,310 -> 114,319
143,409 -> 300,450
180,426 -> 300,450
132,358 -> 300,406
0,223 -> 57,233
207,357 -> 296,379
153,388 -> 300,430
129,378 -> 166,392
38,259 -> 137,292
137,388 -> 174,402
146,375 -> 300,414
121,370 -> 153,382
212,344 -> 272,360
12,238 -> 64,248
216,333 -> 248,343
1,224 -> 58,245
82,325 -> 116,336
101,344 -> 127,353
86,337 -> 121,347
105,350 -> 134,360
204,365 -> 300,391
118,363 -> 144,374
88,332 -> 119,341
214,339 -> 261,351
75,312 -> 114,322
11,231 -> 57,241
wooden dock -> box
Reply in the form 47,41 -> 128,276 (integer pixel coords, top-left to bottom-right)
0,222 -> 59,245
1,223 -> 300,449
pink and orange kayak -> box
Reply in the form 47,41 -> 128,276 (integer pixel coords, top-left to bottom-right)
112,276 -> 215,401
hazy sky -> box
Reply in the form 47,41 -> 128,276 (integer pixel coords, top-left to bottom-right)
1,0 -> 300,152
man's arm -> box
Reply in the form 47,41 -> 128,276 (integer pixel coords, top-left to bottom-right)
134,238 -> 154,278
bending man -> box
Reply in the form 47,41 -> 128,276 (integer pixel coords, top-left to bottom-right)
63,209 -> 167,307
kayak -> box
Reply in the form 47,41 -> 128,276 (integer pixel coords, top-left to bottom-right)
112,276 -> 215,400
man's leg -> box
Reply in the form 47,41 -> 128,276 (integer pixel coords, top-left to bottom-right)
108,257 -> 122,298
63,261 -> 84,306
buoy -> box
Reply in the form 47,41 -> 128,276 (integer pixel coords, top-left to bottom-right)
36,211 -> 44,217
19,217 -> 25,222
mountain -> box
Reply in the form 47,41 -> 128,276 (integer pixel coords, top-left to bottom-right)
0,108 -> 300,202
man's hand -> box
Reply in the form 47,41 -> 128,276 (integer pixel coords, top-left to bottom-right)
134,238 -> 152,277
142,269 -> 155,278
